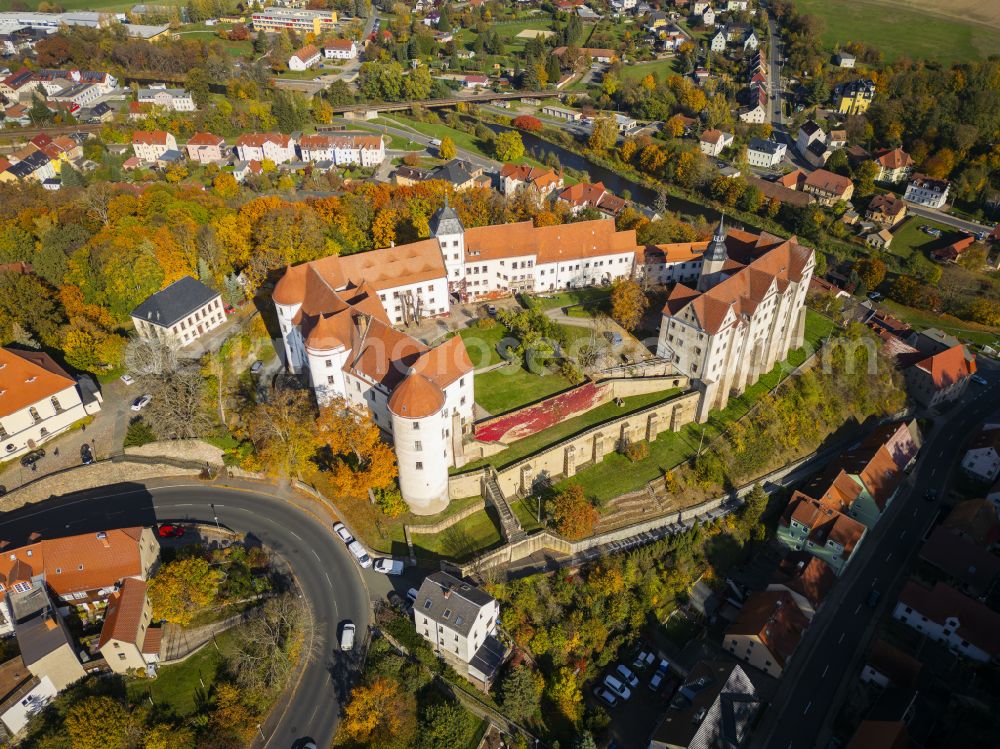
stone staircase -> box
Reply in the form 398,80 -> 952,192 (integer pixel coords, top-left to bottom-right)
482,467 -> 526,543
595,488 -> 667,533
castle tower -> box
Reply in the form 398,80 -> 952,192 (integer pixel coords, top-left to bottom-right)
430,197 -> 467,300
388,370 -> 451,513
698,216 -> 729,292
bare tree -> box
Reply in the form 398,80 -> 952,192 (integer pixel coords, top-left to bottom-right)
79,182 -> 114,226
145,366 -> 213,440
124,335 -> 180,378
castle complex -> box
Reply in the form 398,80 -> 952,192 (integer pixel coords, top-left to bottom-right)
273,207 -> 813,510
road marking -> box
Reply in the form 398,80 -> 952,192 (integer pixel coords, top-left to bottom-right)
290,531 -> 301,541
822,665 -> 829,677
854,604 -> 862,615
930,468 -> 937,477
804,701 -> 812,715
900,530 -> 906,539
325,572 -> 332,588
839,632 -> 846,644
872,577 -> 878,585
886,552 -> 893,562
312,549 -> 321,561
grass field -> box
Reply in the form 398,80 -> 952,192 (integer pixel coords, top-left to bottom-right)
127,630 -> 236,716
880,299 -> 1000,347
886,216 -> 962,260
794,0 -> 1000,62
409,507 -> 504,561
621,58 -> 680,83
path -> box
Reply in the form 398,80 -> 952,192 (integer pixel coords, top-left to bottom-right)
160,610 -> 256,663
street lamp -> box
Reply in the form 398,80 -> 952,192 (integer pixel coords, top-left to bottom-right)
209,503 -> 221,531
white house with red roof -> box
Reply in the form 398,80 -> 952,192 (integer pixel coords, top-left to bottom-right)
323,39 -> 357,59
903,343 -> 974,407
234,133 -> 297,164
893,581 -> 1000,663
131,130 -> 177,161
184,132 -> 226,164
699,129 -> 734,157
298,133 -> 386,167
289,44 -> 321,71
655,218 -> 814,420
0,347 -> 100,461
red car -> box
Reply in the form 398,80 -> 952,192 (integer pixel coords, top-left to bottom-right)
157,524 -> 185,538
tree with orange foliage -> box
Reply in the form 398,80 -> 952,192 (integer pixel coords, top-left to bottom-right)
552,483 -> 598,540
315,398 -> 398,498
341,677 -> 407,744
372,207 -> 398,248
512,115 -> 543,132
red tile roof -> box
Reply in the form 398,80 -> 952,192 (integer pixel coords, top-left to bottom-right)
898,581 -> 1000,657
388,372 -> 445,419
131,130 -> 172,146
804,168 -> 853,197
726,590 -> 809,667
772,554 -> 836,607
98,577 -> 148,649
865,639 -> 922,688
235,132 -> 292,148
187,131 -> 225,147
325,39 -> 355,51
845,721 -> 908,749
291,44 -> 320,62
911,343 -> 974,388
874,148 -> 913,170
0,347 -> 76,417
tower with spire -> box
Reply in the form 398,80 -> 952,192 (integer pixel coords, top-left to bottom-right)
430,196 -> 468,299
697,216 -> 729,292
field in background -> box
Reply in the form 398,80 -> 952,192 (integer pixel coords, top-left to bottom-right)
19,0 -> 187,10
794,0 -> 1000,63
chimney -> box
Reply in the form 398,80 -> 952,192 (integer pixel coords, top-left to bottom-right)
442,586 -> 452,599
43,614 -> 57,631
28,532 -> 41,542
354,313 -> 369,338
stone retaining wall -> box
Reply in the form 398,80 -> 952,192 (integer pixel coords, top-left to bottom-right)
407,499 -> 487,536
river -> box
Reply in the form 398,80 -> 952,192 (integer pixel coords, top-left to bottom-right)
483,122 -> 720,222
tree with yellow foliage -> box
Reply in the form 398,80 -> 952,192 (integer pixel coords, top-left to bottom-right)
315,398 -> 398,498
148,556 -> 224,626
341,677 -> 406,744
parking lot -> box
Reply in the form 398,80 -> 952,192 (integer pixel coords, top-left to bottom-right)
587,645 -> 682,748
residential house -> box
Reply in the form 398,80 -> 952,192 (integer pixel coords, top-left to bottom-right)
137,87 -> 195,112
131,130 -> 177,161
795,120 -> 825,156
413,572 -> 505,688
699,129 -> 734,157
961,426 -> 1000,482
861,639 -> 923,689
834,78 -> 876,115
747,138 -> 786,168
499,164 -> 563,197
234,133 -> 297,164
710,29 -> 726,52
8,585 -> 86,691
738,99 -> 767,124
647,661 -> 760,749
866,194 -> 907,228
943,499 -> 1000,546
0,347 -> 101,461
827,129 -> 848,149
130,275 -> 226,349
724,590 -> 808,678
323,39 -> 357,59
767,553 -> 836,620
232,159 -> 262,183
904,174 -> 950,209
427,159 -> 488,191
0,666 -> 56,737
391,164 -> 434,186
867,228 -> 894,251
701,7 -> 716,26
909,327 -> 965,357
778,492 -> 867,575
4,151 -> 55,183
893,581 -> 1000,663
289,44 -> 321,71
98,578 -> 162,674
930,235 -> 975,263
903,343 -> 974,407
557,181 -> 627,217
803,169 -> 854,205
834,52 -> 856,68
251,8 -> 337,34
634,241 -> 708,287
746,175 -> 815,207
873,148 -> 914,184
184,132 -> 226,164
918,526 -> 1000,598
298,133 -> 386,167
552,46 -> 616,64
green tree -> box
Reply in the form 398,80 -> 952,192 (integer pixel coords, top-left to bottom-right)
123,418 -> 156,448
418,702 -> 475,749
499,666 -> 543,721
64,696 -> 140,749
359,60 -> 405,101
404,65 -> 433,100
854,257 -> 886,290
854,160 -> 879,197
148,556 -> 224,625
546,55 -> 561,87
494,131 -> 525,162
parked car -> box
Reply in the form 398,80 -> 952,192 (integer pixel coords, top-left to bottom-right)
224,304 -> 235,314
592,685 -> 618,707
632,651 -> 655,671
406,587 -> 419,605
80,443 -> 94,465
120,374 -> 135,386
603,674 -> 631,701
655,658 -> 670,676
157,524 -> 185,538
250,360 -> 264,375
348,540 -> 372,568
661,676 -> 681,701
867,291 -> 882,301
374,558 -> 404,575
340,622 -> 356,651
866,589 -> 881,608
130,394 -> 152,411
616,664 -> 639,688
333,522 -> 354,544
20,449 -> 45,467
648,671 -> 664,691
486,304 -> 498,317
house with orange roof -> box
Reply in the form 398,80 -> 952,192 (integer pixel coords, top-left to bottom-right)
893,580 -> 1000,663
698,129 -> 734,157
556,181 -> 628,217
802,168 -> 854,205
98,578 -> 162,674
499,164 -> 563,198
723,590 -> 809,677
777,492 -> 867,575
903,343 -> 974,407
930,235 -> 975,263
872,147 -> 914,184
298,132 -> 386,167
767,553 -> 836,620
634,241 -> 709,286
234,132 -> 297,164
131,130 -> 177,161
0,347 -> 102,461
185,132 -> 226,164
866,193 -> 907,228
289,44 -> 321,71
655,218 -> 814,421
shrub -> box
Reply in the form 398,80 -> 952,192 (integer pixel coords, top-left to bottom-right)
476,316 -> 497,329
123,418 -> 155,448
623,441 -> 649,462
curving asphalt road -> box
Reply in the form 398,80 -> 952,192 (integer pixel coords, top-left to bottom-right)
0,481 -> 369,748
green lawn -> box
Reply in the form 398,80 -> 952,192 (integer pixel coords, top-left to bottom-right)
560,310 -> 834,502
879,299 -> 1000,347
530,288 -> 612,311
460,389 -> 683,472
379,115 -> 547,168
621,58 -> 679,82
127,630 -> 236,716
456,324 -> 510,368
409,508 -> 503,561
474,365 -> 576,415
886,216 -> 964,260
793,0 -> 1000,62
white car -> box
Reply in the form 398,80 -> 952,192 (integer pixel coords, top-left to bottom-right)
348,541 -> 372,568
130,394 -> 151,411
616,664 -> 639,688
340,622 -> 356,651
406,587 -> 419,605
120,374 -> 135,386
373,558 -> 404,575
648,672 -> 664,691
603,674 -> 631,701
333,522 -> 354,544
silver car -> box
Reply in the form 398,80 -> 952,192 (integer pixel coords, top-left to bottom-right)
348,541 -> 372,568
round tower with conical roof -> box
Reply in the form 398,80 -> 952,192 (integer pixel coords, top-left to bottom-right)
697,216 -> 729,292
388,370 -> 451,512
430,197 -> 467,300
